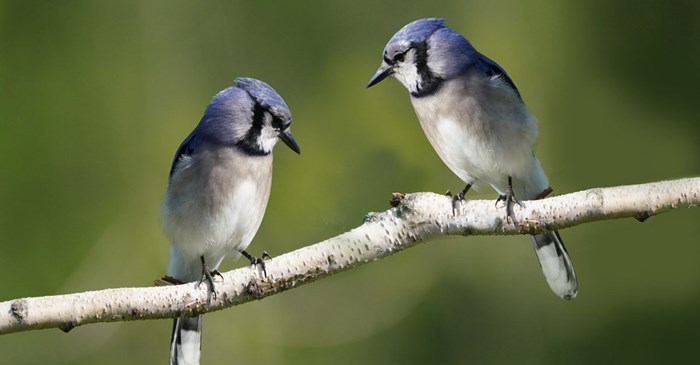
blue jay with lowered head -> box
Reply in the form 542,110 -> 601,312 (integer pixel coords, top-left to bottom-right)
367,18 -> 577,300
161,77 -> 300,365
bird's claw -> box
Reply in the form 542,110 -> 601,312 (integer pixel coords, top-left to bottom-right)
241,250 -> 272,278
196,256 -> 222,299
451,192 -> 465,216
447,183 -> 472,216
496,188 -> 522,224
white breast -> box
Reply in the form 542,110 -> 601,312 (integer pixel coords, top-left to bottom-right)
162,148 -> 272,268
430,115 -> 491,182
211,178 -> 267,254
410,77 -> 542,196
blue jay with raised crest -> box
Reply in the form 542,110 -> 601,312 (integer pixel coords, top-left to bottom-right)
161,77 -> 300,365
367,18 -> 577,300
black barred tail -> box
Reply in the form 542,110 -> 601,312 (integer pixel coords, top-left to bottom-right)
530,231 -> 578,300
170,316 -> 203,365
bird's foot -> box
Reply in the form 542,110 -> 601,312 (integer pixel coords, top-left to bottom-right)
495,184 -> 523,224
242,250 -> 272,277
451,192 -> 466,216
448,183 -> 472,216
196,256 -> 223,298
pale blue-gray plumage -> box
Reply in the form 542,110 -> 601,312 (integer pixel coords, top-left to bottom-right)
367,18 -> 577,300
161,77 -> 300,365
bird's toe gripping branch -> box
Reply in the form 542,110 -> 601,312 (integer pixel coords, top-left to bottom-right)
495,176 -> 523,224
241,250 -> 272,277
197,256 -> 224,299
447,183 -> 473,215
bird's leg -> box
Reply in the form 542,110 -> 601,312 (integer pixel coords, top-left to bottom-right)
457,183 -> 472,200
241,250 -> 272,277
495,176 -> 523,224
195,256 -> 223,302
448,183 -> 472,215
197,255 -> 223,293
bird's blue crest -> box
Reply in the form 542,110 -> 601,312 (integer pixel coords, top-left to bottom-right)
388,18 -> 446,48
235,77 -> 291,120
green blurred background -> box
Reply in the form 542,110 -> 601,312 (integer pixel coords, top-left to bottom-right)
1,0 -> 699,364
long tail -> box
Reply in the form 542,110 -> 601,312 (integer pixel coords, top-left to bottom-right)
170,316 -> 203,365
530,231 -> 578,300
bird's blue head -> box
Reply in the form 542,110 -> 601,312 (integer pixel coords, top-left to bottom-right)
367,18 -> 476,97
235,77 -> 292,124
199,77 -> 300,155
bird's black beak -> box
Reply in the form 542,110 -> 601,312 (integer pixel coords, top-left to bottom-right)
279,128 -> 301,154
366,63 -> 394,88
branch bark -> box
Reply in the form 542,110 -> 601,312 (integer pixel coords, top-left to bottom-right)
1,177 -> 698,335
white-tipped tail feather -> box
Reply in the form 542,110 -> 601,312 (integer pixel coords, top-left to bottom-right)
170,316 -> 203,365
530,231 -> 578,300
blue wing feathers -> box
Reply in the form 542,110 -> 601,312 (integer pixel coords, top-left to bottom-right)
477,53 -> 521,99
169,132 -> 200,178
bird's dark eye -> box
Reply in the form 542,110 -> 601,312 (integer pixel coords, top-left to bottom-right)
271,115 -> 291,131
394,52 -> 405,63
271,116 -> 284,130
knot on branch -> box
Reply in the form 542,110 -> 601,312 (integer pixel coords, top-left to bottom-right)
10,300 -> 27,321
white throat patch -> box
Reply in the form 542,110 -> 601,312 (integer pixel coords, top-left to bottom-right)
256,125 -> 279,154
392,62 -> 423,95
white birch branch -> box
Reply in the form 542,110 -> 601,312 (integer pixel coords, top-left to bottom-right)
1,177 -> 698,335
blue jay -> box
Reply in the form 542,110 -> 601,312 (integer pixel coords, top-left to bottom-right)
367,18 -> 577,300
161,77 -> 300,365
